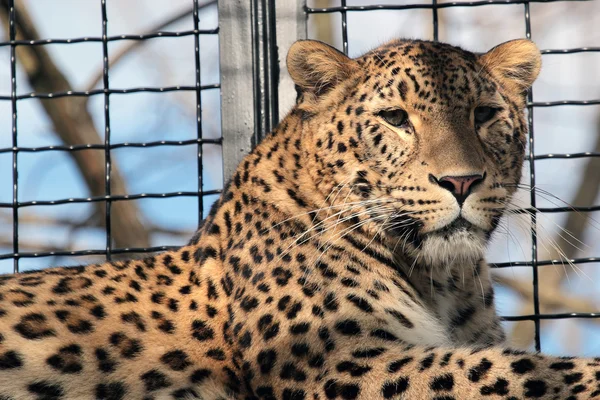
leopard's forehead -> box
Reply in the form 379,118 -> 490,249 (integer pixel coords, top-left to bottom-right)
354,39 -> 497,111
358,39 -> 479,69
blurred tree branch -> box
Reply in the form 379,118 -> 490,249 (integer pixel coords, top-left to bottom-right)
0,0 -> 150,251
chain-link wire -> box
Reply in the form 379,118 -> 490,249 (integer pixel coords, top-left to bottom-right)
0,1 -> 221,268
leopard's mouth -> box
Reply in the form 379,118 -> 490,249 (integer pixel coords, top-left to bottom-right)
384,215 -> 485,251
431,216 -> 473,236
417,216 -> 487,266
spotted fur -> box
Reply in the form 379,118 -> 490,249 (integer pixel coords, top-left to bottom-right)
1,39 -> 599,400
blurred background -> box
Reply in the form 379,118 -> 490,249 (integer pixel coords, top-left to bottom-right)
0,0 -> 599,357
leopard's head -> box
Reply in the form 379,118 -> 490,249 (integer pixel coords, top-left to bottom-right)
288,38 -> 541,266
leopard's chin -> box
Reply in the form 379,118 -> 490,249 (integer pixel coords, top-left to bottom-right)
386,217 -> 487,267
418,218 -> 487,266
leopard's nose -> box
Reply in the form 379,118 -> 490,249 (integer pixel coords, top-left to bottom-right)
429,173 -> 485,206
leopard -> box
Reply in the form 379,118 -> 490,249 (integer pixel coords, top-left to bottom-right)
1,37 -> 599,400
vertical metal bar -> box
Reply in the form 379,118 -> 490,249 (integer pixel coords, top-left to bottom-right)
193,0 -> 204,222
250,0 -> 280,143
265,0 -> 279,130
8,0 -> 18,273
218,1 -> 255,181
251,0 -> 263,145
101,0 -> 112,261
432,0 -> 439,41
340,0 -> 348,55
524,2 -> 541,352
275,0 -> 307,118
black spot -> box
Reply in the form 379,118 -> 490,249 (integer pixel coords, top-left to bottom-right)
549,361 -> 574,371
171,388 -> 198,400
564,372 -> 583,385
206,304 -> 218,318
258,314 -> 280,342
420,353 -> 435,371
96,382 -> 127,400
141,369 -> 172,391
28,381 -> 64,399
291,342 -> 310,358
511,358 -> 535,374
239,331 -> 252,348
158,319 -> 175,334
336,361 -> 372,377
385,309 -> 414,329
340,277 -> 359,288
180,250 -> 190,262
524,379 -> 547,398
95,348 -> 117,373
280,362 -> 307,382
160,350 -> 191,371
206,348 -> 226,361
90,305 -> 107,319
240,296 -> 259,312
382,377 -> 409,398
571,384 -> 586,394
480,378 -> 509,396
14,312 -> 56,340
191,320 -> 214,341
346,294 -> 373,313
109,333 -> 143,359
121,312 -> 146,332
324,379 -> 338,398
46,344 -> 83,374
323,292 -> 339,311
308,354 -> 325,369
66,318 -> 94,335
370,329 -> 398,342
190,368 -> 212,384
52,277 -> 91,295
290,322 -> 310,335
440,352 -> 453,367
272,267 -> 293,286
431,374 -> 454,391
257,350 -> 277,374
352,347 -> 386,359
388,357 -> 413,373
168,298 -> 179,312
0,350 -> 23,370
286,301 -> 303,320
335,383 -> 360,400
468,358 -> 492,382
282,389 -> 306,400
334,319 -> 361,336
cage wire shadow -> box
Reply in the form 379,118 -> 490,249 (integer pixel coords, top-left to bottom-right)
0,0 -> 599,355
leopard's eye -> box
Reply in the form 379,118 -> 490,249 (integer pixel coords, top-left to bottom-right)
474,106 -> 499,125
379,109 -> 409,127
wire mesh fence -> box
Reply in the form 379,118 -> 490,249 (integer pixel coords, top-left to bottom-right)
0,0 -> 222,272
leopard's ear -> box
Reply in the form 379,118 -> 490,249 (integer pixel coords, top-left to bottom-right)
480,39 -> 541,95
287,40 -> 357,97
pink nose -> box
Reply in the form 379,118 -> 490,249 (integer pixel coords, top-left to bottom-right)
434,174 -> 485,205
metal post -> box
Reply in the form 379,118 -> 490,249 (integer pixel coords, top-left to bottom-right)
275,1 -> 307,118
219,0 -> 306,181
218,1 -> 256,181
